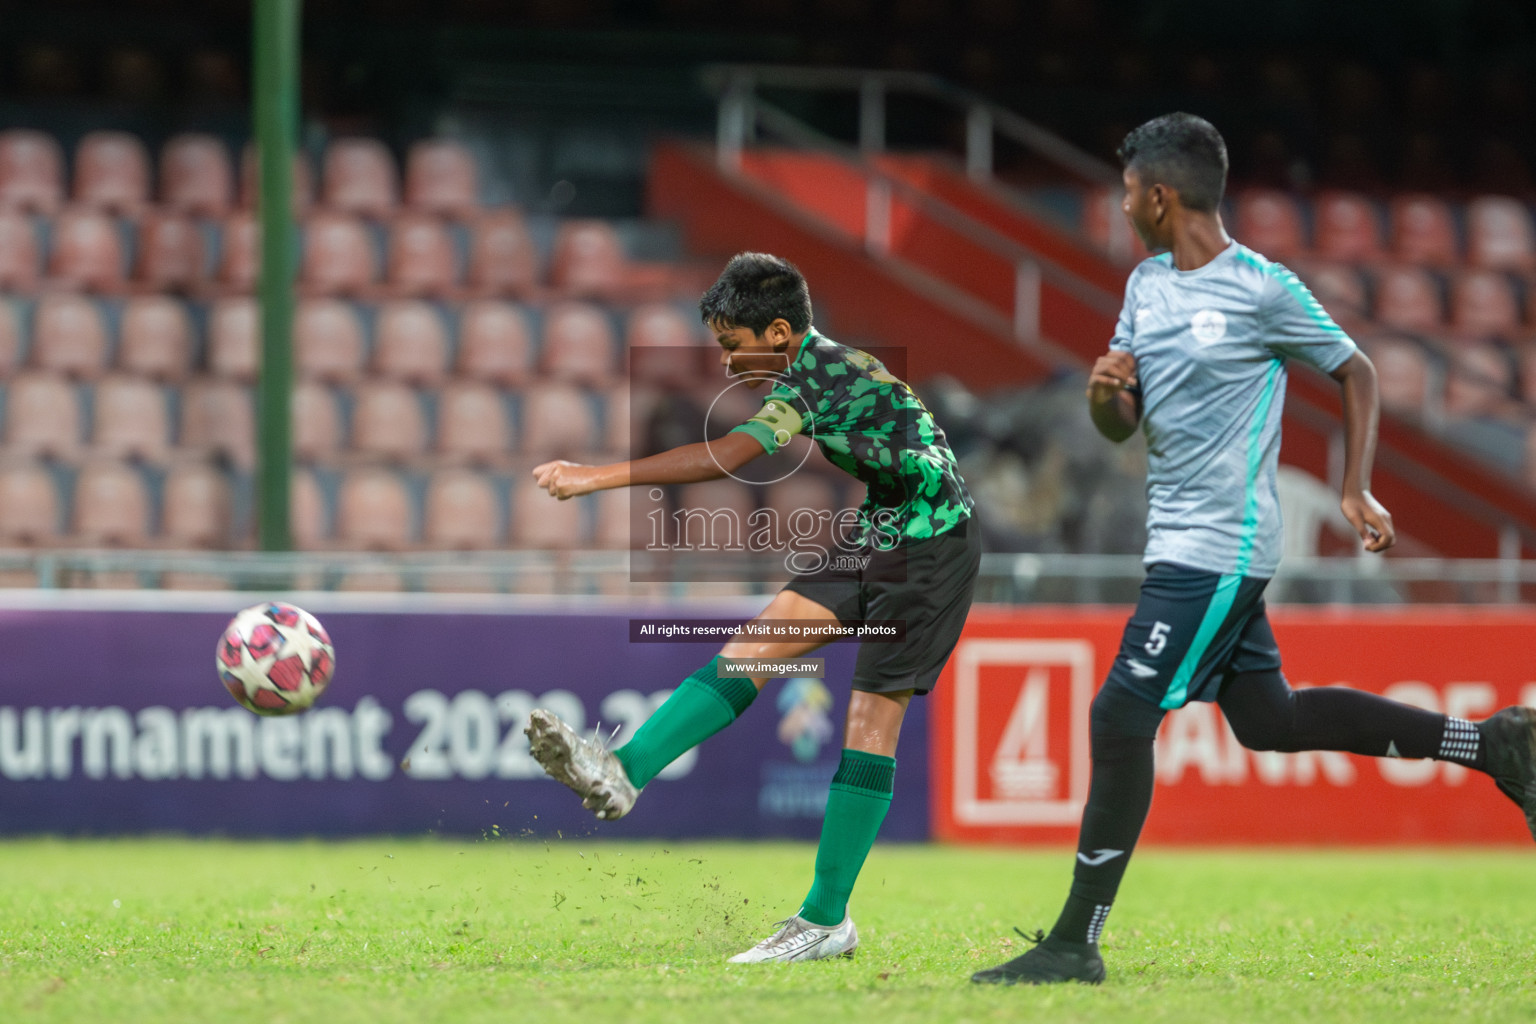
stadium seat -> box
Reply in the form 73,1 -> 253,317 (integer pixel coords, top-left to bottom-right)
550,219 -> 629,297
239,146 -> 313,213
521,383 -> 599,457
1449,270 -> 1524,340
47,207 -> 126,292
1371,265 -> 1444,333
292,381 -> 343,464
216,211 -> 258,292
676,478 -> 756,551
510,476 -> 585,548
72,460 -> 151,546
90,375 -> 173,464
1388,193 -> 1459,266
159,133 -> 234,217
1444,341 -> 1515,419
179,378 -> 254,468
161,462 -> 232,548
0,462 -> 60,545
455,300 -> 534,385
386,212 -> 459,298
1233,189 -> 1306,259
207,296 -> 259,382
404,139 -> 479,218
1466,196 -> 1536,272
301,212 -> 377,296
764,474 -> 843,553
133,210 -> 206,293
0,129 -> 64,213
1295,263 -> 1369,332
467,209 -> 539,296
321,138 -> 399,219
0,210 -> 41,290
626,303 -> 707,388
118,296 -> 194,382
1080,183 -> 1148,263
294,298 -> 366,383
31,293 -> 108,380
423,468 -> 501,548
3,373 -> 81,460
436,380 -> 512,465
541,301 -> 617,385
290,467 -> 327,550
373,300 -> 450,386
0,298 -> 19,376
1311,191 -> 1384,262
593,487 -> 636,549
349,380 -> 428,463
601,383 -> 633,453
335,467 -> 414,551
72,131 -> 151,214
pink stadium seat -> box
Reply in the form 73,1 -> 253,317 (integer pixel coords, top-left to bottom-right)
118,296 -> 193,382
436,380 -> 511,465
207,297 -> 259,382
602,383 -> 633,453
159,133 -> 234,216
467,209 -> 539,296
1311,191 -> 1383,262
511,476 -> 585,549
336,467 -> 414,551
4,373 -> 81,460
1234,189 -> 1306,259
31,293 -> 108,379
1080,183 -> 1149,262
322,138 -> 399,219
1449,270 -> 1524,340
0,210 -> 41,290
91,375 -> 172,464
627,303 -> 701,350
350,380 -> 427,462
676,479 -> 756,551
180,378 -> 254,468
294,298 -> 366,382
386,212 -> 458,298
290,467 -> 327,550
161,462 -> 232,549
1444,341 -> 1514,419
456,300 -> 534,385
47,207 -> 126,292
520,383 -> 598,458
216,211 -> 257,292
1295,263 -> 1369,332
301,211 -> 377,296
593,487 -> 636,549
239,145 -> 313,213
0,462 -> 60,545
0,129 -> 64,213
291,381 -> 343,464
1372,265 -> 1444,333
373,300 -> 450,386
133,210 -> 206,293
0,299 -> 19,375
405,139 -> 479,218
423,469 -> 500,548
72,460 -> 151,546
1389,194 -> 1459,266
1466,196 -> 1536,272
550,219 -> 628,297
541,301 -> 617,385
73,131 -> 151,214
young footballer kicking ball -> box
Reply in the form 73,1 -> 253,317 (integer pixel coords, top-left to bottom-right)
525,252 -> 981,963
972,113 -> 1536,987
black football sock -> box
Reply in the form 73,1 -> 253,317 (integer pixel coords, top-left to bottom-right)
1049,731 -> 1155,946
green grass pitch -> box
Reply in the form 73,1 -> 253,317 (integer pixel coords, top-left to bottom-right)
1,839 -> 1531,1023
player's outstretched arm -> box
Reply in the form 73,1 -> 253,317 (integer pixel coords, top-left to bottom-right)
532,432 -> 766,500
1086,350 -> 1142,442
1329,350 -> 1396,553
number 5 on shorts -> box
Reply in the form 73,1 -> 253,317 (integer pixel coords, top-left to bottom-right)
1145,621 -> 1171,657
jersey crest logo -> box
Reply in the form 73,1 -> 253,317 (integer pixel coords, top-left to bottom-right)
1191,308 -> 1227,345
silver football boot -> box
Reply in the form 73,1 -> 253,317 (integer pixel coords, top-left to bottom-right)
524,709 -> 639,821
728,914 -> 859,963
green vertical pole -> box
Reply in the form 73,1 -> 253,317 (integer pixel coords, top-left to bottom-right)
253,0 -> 299,551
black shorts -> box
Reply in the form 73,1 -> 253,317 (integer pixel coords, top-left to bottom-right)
783,518 -> 981,696
1102,562 -> 1282,710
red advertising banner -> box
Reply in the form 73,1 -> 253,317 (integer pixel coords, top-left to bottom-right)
932,607 -> 1536,845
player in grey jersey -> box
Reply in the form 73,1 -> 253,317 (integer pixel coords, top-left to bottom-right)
972,112 -> 1536,987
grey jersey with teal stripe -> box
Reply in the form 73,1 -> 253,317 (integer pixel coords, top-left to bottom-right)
1112,241 -> 1357,578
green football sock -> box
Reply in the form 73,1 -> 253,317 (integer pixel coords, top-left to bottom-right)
613,655 -> 758,788
799,749 -> 896,927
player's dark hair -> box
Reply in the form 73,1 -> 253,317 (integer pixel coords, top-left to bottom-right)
699,252 -> 813,334
1117,113 -> 1228,213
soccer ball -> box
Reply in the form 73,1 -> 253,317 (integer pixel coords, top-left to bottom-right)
216,602 -> 336,716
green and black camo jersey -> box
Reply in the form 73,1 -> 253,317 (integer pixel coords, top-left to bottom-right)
730,330 -> 974,546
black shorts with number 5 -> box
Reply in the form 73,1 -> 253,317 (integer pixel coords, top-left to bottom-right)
1104,562 -> 1282,710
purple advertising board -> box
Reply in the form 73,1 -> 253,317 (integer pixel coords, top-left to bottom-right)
0,599 -> 929,841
